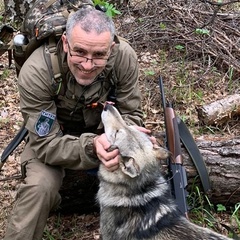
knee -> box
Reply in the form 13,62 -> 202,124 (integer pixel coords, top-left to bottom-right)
35,176 -> 59,196
24,172 -> 61,201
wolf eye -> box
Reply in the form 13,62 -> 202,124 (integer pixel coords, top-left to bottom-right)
114,130 -> 119,138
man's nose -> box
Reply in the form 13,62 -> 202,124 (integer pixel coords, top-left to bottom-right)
81,58 -> 94,70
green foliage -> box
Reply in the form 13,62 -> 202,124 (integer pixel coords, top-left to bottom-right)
231,203 -> 240,229
93,0 -> 121,18
217,204 -> 226,212
42,230 -> 55,240
201,125 -> 223,135
188,184 -> 220,230
175,44 -> 185,51
188,183 -> 240,237
228,66 -> 234,81
144,70 -> 155,76
195,28 -> 210,35
0,69 -> 10,79
188,185 -> 219,230
159,22 -> 166,30
0,0 -> 4,20
0,118 -> 10,129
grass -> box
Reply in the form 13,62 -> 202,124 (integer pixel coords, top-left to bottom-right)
141,47 -> 240,136
140,50 -> 240,239
0,69 -> 11,79
188,183 -> 240,238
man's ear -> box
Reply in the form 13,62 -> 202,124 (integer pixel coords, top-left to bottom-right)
61,33 -> 68,53
110,41 -> 116,50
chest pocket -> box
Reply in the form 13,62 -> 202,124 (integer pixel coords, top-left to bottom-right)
55,77 -> 113,135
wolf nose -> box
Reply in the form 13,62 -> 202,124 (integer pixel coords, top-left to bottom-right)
103,103 -> 109,111
103,101 -> 115,111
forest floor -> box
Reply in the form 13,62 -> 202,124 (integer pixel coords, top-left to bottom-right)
0,1 -> 240,239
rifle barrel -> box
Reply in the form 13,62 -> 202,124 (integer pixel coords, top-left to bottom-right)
159,76 -> 188,218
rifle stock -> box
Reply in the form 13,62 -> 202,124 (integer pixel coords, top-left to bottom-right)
164,105 -> 182,164
159,76 -> 188,218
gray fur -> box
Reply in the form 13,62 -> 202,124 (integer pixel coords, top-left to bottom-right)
97,104 -> 232,240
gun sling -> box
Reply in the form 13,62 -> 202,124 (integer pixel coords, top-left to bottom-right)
177,117 -> 211,193
0,125 -> 28,170
159,76 -> 211,194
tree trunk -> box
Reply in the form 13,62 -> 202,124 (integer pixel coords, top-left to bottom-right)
58,136 -> 240,214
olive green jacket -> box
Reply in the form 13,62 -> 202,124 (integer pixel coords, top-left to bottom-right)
18,36 -> 143,170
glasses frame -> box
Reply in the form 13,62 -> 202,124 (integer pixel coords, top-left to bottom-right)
67,42 -> 110,67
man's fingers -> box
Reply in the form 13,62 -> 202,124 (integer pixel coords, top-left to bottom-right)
93,134 -> 120,171
100,156 -> 119,171
97,148 -> 119,162
148,135 -> 157,145
133,125 -> 151,134
132,125 -> 157,145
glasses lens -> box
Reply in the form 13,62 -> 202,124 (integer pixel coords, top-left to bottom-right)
93,58 -> 107,66
73,56 -> 107,66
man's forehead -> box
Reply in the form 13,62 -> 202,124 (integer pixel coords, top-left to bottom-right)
74,43 -> 109,52
70,27 -> 112,49
72,25 -> 111,40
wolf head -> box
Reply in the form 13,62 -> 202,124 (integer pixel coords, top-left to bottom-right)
101,104 -> 169,179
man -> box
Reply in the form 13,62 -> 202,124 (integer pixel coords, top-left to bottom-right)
3,7 -> 148,240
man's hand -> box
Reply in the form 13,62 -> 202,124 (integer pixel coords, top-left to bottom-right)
93,126 -> 156,171
133,125 -> 158,147
93,134 -> 119,171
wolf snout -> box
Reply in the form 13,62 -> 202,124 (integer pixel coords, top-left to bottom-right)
103,102 -> 115,111
103,103 -> 109,111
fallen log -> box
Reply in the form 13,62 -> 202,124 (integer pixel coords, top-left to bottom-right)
191,136 -> 240,205
159,135 -> 240,205
197,94 -> 240,125
57,136 -> 240,214
173,136 -> 240,206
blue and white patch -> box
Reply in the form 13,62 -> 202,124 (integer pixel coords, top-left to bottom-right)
35,110 -> 56,137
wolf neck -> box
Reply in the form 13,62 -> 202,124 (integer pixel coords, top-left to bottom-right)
98,165 -> 170,208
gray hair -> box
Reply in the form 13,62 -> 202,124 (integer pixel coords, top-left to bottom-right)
66,8 -> 116,42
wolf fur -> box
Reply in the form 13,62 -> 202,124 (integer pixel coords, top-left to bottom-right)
97,104 -> 232,240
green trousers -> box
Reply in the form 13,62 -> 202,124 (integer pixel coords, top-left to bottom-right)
3,158 -> 64,240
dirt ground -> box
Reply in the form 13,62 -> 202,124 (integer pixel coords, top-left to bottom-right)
1,1 -> 240,239
1,49 -> 239,239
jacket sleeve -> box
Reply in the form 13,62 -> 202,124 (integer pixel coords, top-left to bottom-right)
18,46 -> 99,170
18,40 -> 144,170
113,39 -> 144,127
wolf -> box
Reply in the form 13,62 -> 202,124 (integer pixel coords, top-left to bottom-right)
96,104 -> 232,240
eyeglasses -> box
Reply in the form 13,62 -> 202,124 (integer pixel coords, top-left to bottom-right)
67,42 -> 109,67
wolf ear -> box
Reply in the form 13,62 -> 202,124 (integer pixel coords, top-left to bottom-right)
120,157 -> 140,178
153,145 -> 170,160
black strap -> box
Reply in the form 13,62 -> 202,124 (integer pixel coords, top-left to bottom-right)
0,125 -> 28,169
177,117 -> 211,193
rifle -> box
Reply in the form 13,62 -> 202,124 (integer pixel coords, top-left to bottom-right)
159,76 -> 189,218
